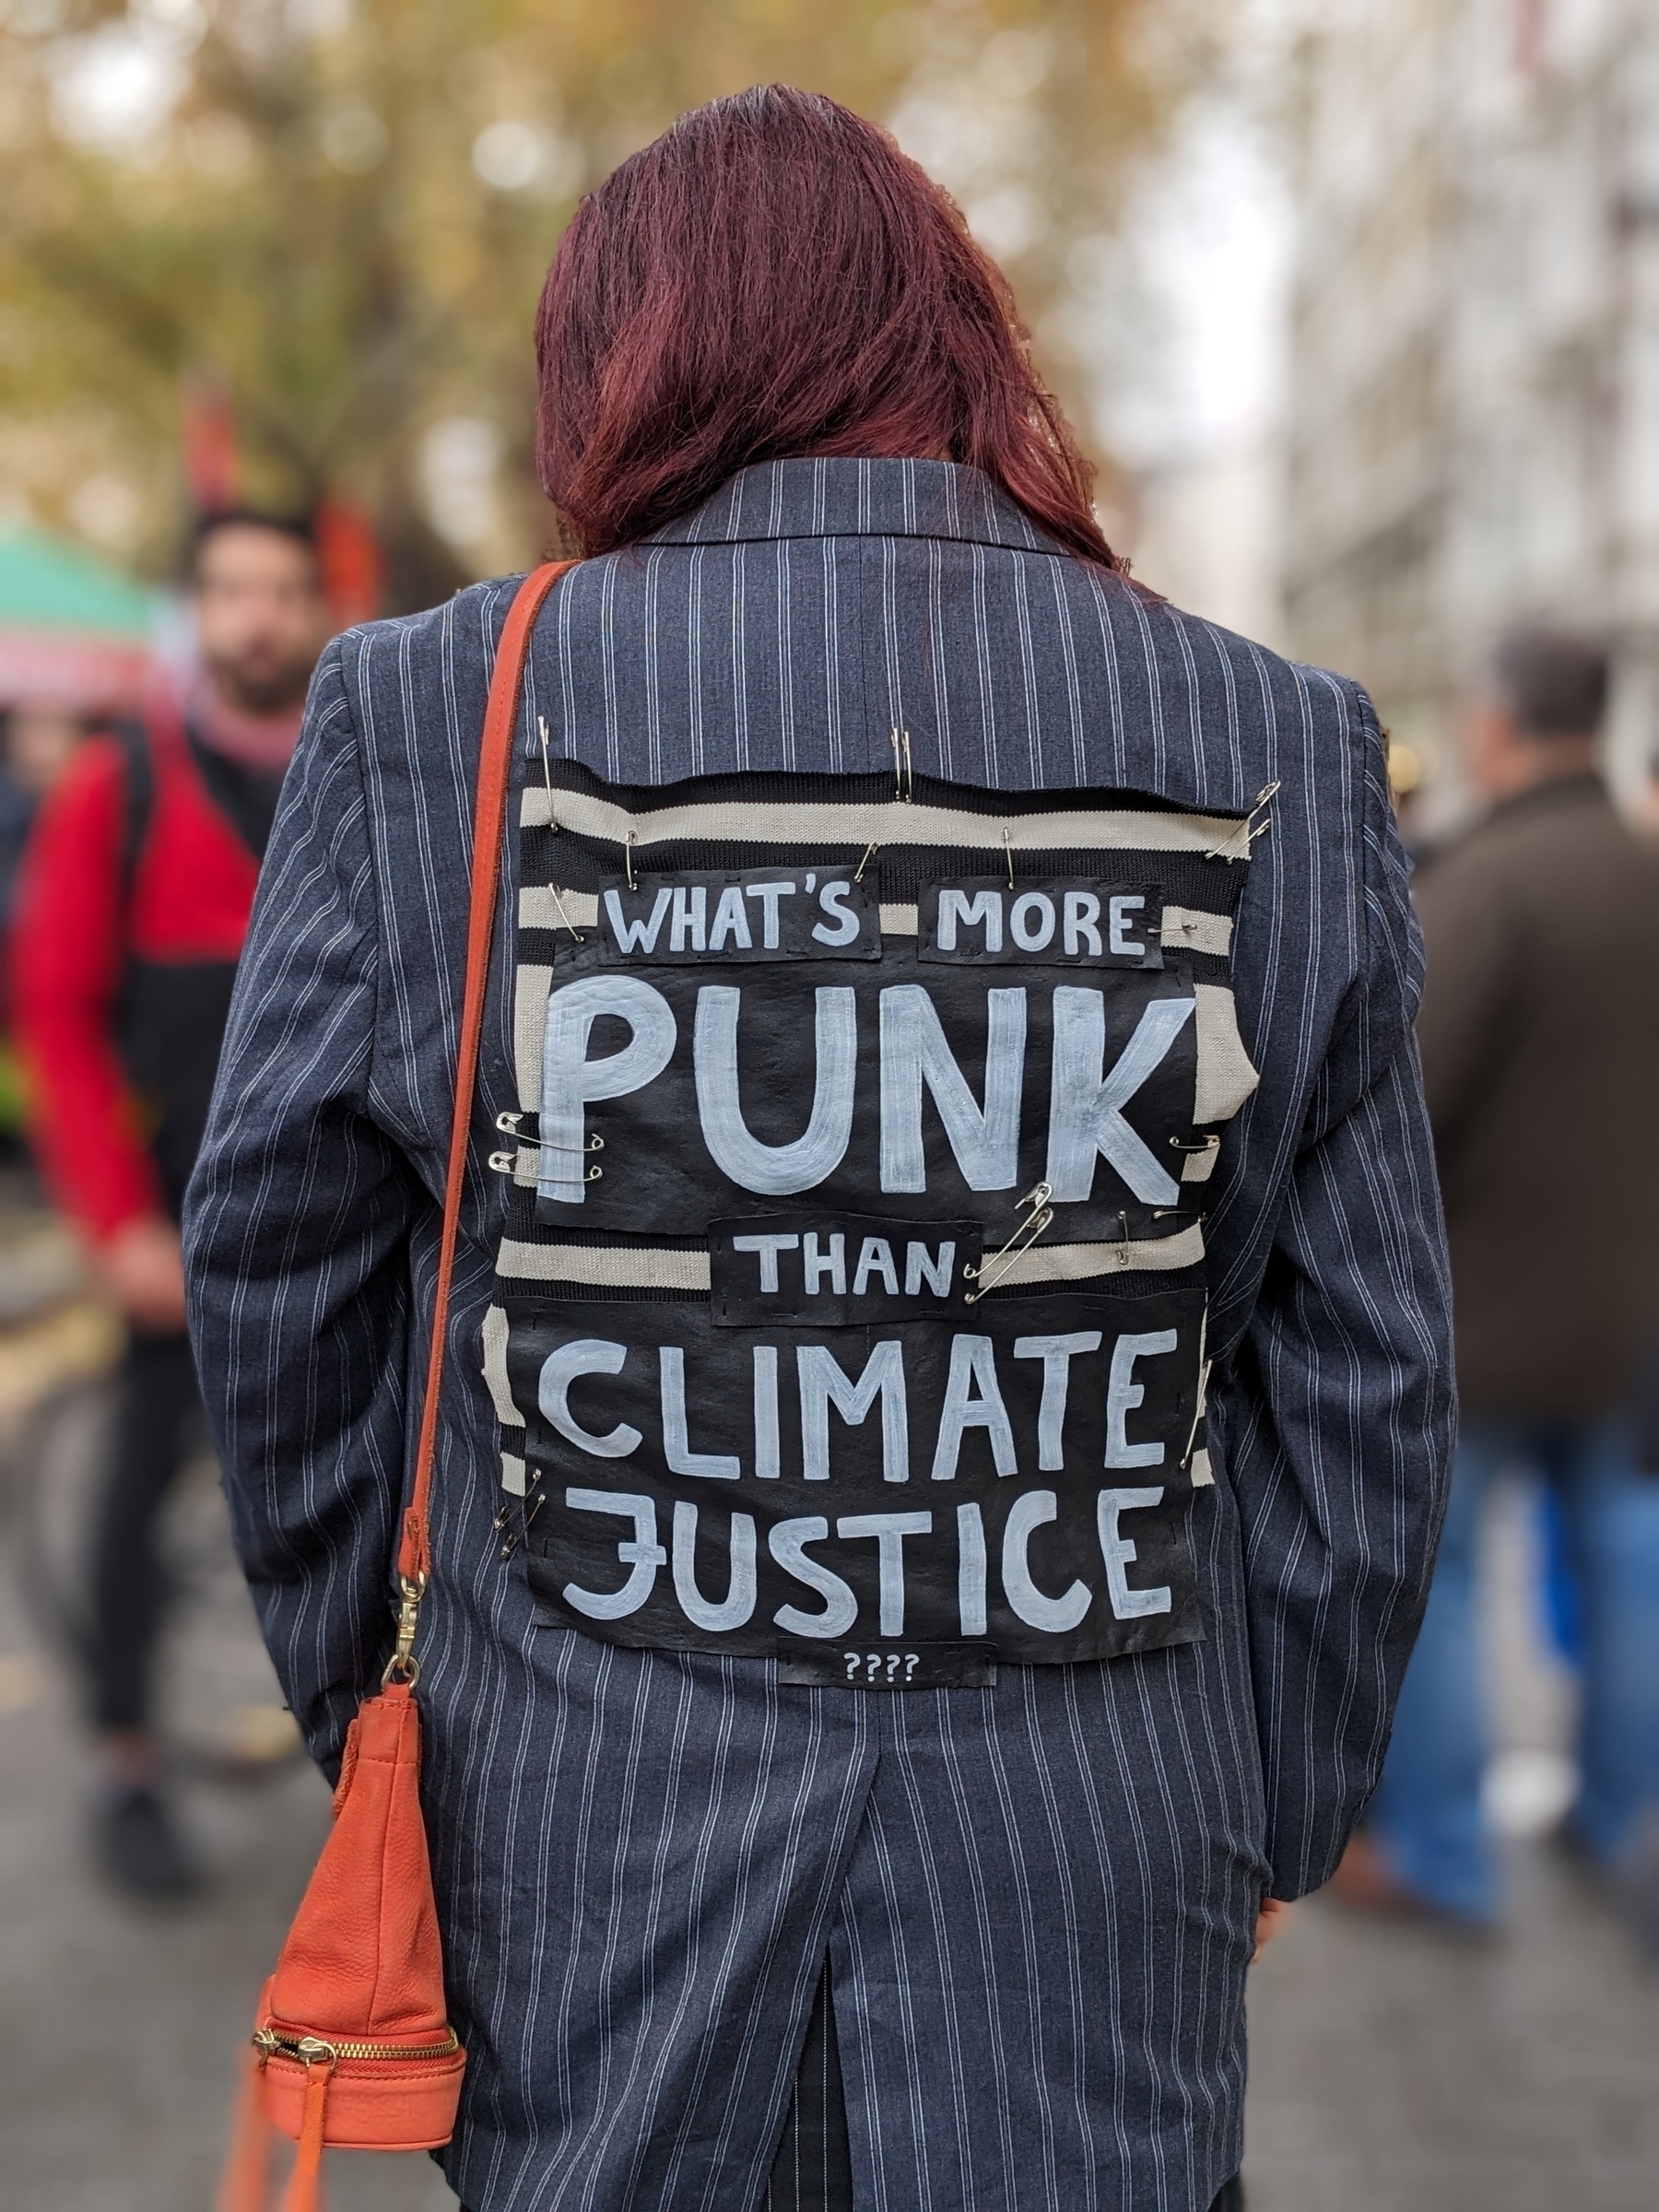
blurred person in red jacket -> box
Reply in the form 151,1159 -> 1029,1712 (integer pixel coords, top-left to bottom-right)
11,511 -> 333,1896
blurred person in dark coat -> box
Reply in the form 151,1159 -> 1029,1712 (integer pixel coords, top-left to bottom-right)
10,512 -> 331,1896
1337,623 -> 1659,1924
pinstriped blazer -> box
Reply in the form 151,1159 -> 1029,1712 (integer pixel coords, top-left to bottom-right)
184,459 -> 1453,2212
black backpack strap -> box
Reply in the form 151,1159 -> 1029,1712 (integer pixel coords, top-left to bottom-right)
108,718 -> 154,916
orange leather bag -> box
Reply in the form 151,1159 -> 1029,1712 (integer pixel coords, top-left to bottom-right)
219,559 -> 576,2212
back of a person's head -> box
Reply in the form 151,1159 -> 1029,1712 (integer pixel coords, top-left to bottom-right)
535,85 -> 1114,569
1492,622 -> 1608,740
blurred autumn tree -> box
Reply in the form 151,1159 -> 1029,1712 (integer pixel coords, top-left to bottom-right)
0,0 -> 1208,609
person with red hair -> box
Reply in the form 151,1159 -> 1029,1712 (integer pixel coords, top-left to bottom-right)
187,88 -> 1451,2212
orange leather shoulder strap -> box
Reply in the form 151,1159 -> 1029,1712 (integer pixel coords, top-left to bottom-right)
397,559 -> 578,1587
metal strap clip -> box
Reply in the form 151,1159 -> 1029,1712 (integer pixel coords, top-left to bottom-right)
381,1573 -> 427,1688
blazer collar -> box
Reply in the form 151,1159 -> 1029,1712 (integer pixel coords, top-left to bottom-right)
642,457 -> 1065,556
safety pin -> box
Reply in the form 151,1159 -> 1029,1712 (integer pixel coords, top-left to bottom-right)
1168,1134 -> 1216,1151
1180,1312 -> 1211,1472
1206,779 -> 1280,860
890,728 -> 913,804
964,1182 -> 1054,1302
547,881 -> 585,941
494,1112 -> 603,1153
501,1487 -> 547,1560
1001,826 -> 1015,889
536,716 -> 557,812
488,1147 -> 602,1180
853,840 -> 878,884
624,831 -> 639,890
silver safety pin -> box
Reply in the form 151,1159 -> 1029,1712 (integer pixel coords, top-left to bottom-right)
964,1182 -> 1054,1303
890,728 -> 913,804
494,1112 -> 603,1152
624,831 -> 639,890
488,1117 -> 603,1180
1206,779 -> 1280,860
547,887 -> 585,941
1181,1311 -> 1210,1473
535,720 -> 584,937
488,1151 -> 601,1179
536,716 -> 556,811
1001,826 -> 1015,890
854,840 -> 878,885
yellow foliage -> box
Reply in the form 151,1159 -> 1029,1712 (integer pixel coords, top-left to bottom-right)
0,1 -> 1205,605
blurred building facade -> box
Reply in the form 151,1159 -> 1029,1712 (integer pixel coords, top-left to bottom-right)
1283,0 -> 1659,812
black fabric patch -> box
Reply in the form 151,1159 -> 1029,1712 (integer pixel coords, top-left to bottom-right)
710,1211 -> 981,1327
510,1285 -> 1206,1668
532,947 -> 1201,1241
920,878 -> 1163,970
559,869 -> 880,965
776,1644 -> 997,1689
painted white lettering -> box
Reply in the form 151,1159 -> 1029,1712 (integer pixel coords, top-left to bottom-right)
803,1230 -> 847,1296
671,1501 -> 758,1631
744,879 -> 797,948
957,1501 -> 988,1635
1063,890 -> 1102,958
836,1511 -> 932,1635
1043,987 -> 1192,1206
936,887 -> 1003,952
1109,894 -> 1147,959
603,886 -> 673,954
560,1489 -> 664,1620
930,1335 -> 1018,1480
1104,1330 -> 1178,1468
904,1240 -> 957,1297
731,1231 -> 798,1293
540,975 -> 677,1206
879,985 -> 1025,1193
753,1346 -> 781,1479
669,883 -> 707,952
537,1339 -> 642,1459
812,880 -> 862,947
771,1516 -> 859,1638
695,986 -> 856,1194
797,1341 -> 909,1483
1002,1489 -> 1091,1632
660,1346 -> 740,1478
1008,891 -> 1056,952
853,1237 -> 900,1297
1012,1331 -> 1103,1472
1097,1487 -> 1172,1618
708,885 -> 753,952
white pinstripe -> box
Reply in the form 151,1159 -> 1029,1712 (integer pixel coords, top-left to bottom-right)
186,457 -> 1452,2212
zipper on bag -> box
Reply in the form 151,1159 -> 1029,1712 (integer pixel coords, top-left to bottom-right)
253,2027 -> 460,2066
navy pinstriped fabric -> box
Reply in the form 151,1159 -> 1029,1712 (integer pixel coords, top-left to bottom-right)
185,459 -> 1453,2212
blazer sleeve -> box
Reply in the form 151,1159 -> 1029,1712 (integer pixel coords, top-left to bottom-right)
183,639 -> 418,1774
1222,688 -> 1454,1900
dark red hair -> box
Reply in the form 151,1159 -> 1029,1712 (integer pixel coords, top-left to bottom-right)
535,86 -> 1118,567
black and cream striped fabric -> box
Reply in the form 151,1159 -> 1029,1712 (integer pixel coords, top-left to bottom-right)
185,459 -> 1453,2212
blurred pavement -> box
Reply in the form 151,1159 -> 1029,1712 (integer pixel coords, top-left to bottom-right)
0,1193 -> 1655,2209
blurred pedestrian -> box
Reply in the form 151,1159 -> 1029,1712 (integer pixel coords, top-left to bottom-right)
1335,622 -> 1659,1924
186,89 -> 1450,2211
10,511 -> 331,1897
0,700 -> 85,947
